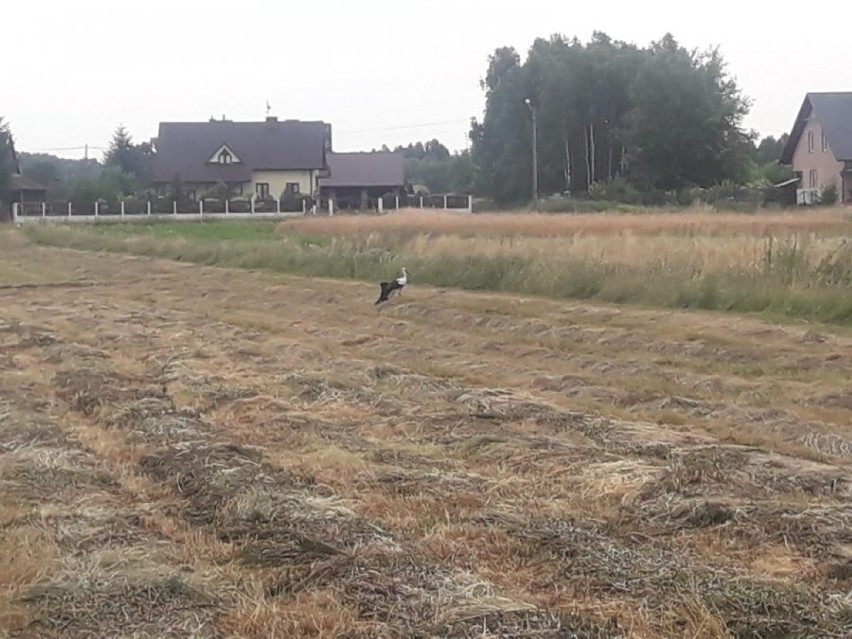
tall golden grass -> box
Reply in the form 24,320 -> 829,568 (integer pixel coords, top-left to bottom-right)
279,208 -> 852,238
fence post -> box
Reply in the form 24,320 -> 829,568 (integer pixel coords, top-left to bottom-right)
173,200 -> 177,215
467,195 -> 473,214
250,197 -> 255,215
302,198 -> 306,215
419,196 -> 423,209
68,202 -> 72,218
329,199 -> 334,216
12,202 -> 18,223
276,198 -> 281,214
121,200 -> 126,217
395,195 -> 399,210
378,197 -> 383,213
147,201 -> 151,216
443,195 -> 448,209
42,202 -> 46,218
94,201 -> 99,217
199,199 -> 204,217
225,199 -> 229,215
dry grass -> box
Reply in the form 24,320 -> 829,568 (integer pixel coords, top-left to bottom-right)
279,207 -> 852,238
1,231 -> 850,637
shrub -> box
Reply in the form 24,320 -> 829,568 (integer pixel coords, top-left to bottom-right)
588,178 -> 643,205
819,183 -> 839,206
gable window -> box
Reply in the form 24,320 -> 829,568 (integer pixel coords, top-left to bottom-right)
809,169 -> 818,189
807,131 -> 814,153
256,183 -> 270,199
821,131 -> 829,152
207,144 -> 241,165
285,182 -> 300,194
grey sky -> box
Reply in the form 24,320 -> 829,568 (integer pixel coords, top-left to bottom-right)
5,0 -> 848,160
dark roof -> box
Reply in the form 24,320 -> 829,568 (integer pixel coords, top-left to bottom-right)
8,173 -> 47,192
152,119 -> 330,183
320,152 -> 405,188
781,92 -> 852,163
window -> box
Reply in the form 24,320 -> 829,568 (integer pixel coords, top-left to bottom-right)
807,131 -> 814,153
809,169 -> 818,189
821,131 -> 829,152
285,182 -> 300,194
256,183 -> 269,199
218,149 -> 232,164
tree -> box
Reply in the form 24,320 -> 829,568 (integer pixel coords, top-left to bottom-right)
624,35 -> 752,190
754,134 -> 789,166
103,124 -> 153,191
469,46 -> 531,203
0,117 -> 16,194
469,32 -> 754,203
394,139 -> 471,194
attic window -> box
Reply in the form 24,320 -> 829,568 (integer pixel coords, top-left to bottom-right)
207,144 -> 242,165
821,131 -> 829,152
807,131 -> 814,153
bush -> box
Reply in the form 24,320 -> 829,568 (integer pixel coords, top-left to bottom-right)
819,183 -> 838,206
536,195 -> 622,213
588,178 -> 644,205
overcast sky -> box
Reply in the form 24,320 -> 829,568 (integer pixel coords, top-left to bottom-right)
5,0 -> 848,160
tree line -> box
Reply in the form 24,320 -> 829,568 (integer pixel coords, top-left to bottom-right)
469,31 -> 791,205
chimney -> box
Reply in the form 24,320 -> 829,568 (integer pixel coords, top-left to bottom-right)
266,116 -> 278,123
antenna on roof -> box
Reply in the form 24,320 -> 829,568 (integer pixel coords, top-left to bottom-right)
266,100 -> 271,117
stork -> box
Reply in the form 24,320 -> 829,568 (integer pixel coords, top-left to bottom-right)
375,267 -> 410,305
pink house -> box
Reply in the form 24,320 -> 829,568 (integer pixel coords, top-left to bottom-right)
780,92 -> 852,204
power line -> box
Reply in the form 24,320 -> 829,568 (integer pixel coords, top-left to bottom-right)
336,118 -> 470,135
25,145 -> 105,153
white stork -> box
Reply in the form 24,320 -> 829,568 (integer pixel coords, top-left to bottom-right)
375,267 -> 410,305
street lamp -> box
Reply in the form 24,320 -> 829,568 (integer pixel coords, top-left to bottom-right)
524,98 -> 538,205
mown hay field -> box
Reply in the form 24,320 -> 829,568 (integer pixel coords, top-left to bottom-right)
2,219 -> 851,637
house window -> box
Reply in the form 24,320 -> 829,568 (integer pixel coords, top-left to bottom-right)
285,182 -> 300,194
807,131 -> 814,153
218,149 -> 232,164
809,169 -> 818,189
256,183 -> 269,199
821,131 -> 829,152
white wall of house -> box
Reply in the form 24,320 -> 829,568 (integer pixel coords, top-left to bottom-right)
792,117 -> 844,200
250,170 -> 315,199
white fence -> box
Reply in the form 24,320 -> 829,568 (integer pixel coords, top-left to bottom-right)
12,199 -> 310,223
375,194 -> 472,214
796,189 -> 820,205
13,194 -> 474,223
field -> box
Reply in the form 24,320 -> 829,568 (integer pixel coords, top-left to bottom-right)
22,208 -> 852,325
1,214 -> 851,638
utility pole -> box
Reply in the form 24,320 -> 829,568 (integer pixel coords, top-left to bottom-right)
524,98 -> 538,206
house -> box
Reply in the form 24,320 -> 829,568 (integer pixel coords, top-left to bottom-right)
319,151 -> 405,210
1,138 -> 48,220
780,92 -> 852,204
151,116 -> 332,201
